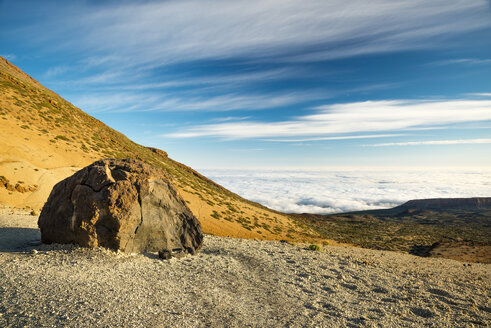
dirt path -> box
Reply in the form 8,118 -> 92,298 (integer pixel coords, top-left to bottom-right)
0,206 -> 489,327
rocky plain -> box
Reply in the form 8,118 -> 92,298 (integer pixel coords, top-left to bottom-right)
1,206 -> 489,328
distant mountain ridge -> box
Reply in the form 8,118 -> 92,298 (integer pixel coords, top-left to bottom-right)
396,197 -> 491,211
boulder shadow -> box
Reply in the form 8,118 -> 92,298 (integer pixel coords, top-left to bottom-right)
409,243 -> 436,257
142,252 -> 160,260
0,227 -> 41,252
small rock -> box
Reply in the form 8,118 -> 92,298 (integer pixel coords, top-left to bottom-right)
28,185 -> 38,192
15,183 -> 27,193
158,250 -> 172,260
5,182 -> 14,191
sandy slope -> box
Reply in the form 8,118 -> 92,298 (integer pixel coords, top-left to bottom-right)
0,206 -> 489,328
0,103 -> 91,209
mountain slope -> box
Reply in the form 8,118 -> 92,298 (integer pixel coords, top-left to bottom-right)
0,57 -> 317,241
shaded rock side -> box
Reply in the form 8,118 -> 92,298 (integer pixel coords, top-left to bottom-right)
38,159 -> 203,254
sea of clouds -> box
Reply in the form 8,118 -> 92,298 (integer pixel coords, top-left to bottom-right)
200,168 -> 491,214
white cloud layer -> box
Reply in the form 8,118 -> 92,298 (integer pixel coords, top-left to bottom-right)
166,99 -> 491,139
201,168 -> 491,214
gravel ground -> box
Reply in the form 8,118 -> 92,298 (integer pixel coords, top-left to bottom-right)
0,207 -> 489,327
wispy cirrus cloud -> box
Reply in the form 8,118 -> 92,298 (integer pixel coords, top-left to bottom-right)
430,58 -> 491,66
24,1 -> 491,69
43,65 -> 70,78
46,66 -> 309,89
367,138 -> 491,147
71,90 -> 327,113
0,53 -> 16,61
210,116 -> 251,123
166,99 -> 491,139
264,134 -> 404,143
62,80 -> 397,114
80,67 -> 315,92
467,92 -> 491,97
130,68 -> 306,89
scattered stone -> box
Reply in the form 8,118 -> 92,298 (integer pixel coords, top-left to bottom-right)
38,159 -> 203,255
148,147 -> 168,158
14,184 -> 27,193
308,244 -> 322,251
28,185 -> 38,192
48,98 -> 58,107
171,248 -> 186,259
0,177 -> 37,193
158,250 -> 172,260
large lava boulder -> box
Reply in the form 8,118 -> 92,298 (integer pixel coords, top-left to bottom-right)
38,159 -> 203,255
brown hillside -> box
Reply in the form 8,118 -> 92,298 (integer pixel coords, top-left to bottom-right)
0,56 -> 320,242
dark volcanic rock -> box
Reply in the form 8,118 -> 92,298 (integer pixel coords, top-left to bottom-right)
38,159 -> 203,255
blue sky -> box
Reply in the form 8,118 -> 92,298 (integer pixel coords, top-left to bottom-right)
1,0 -> 491,169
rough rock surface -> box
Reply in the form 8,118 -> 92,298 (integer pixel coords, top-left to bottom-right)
38,159 -> 203,255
